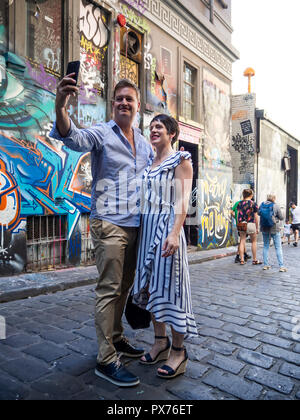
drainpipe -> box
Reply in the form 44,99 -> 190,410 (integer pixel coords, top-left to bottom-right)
255,109 -> 265,201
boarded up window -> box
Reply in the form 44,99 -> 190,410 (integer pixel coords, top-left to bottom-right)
26,0 -> 62,81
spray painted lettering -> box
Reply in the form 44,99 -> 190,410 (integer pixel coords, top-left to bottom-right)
199,171 -> 233,249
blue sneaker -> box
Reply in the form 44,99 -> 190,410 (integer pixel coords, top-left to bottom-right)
95,360 -> 140,387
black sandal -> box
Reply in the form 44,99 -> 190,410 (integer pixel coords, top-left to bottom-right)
157,345 -> 188,379
140,336 -> 171,365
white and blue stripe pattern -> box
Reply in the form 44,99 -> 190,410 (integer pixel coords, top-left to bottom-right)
133,152 -> 198,337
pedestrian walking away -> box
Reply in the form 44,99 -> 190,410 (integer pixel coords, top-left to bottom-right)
237,189 -> 262,266
50,77 -> 154,387
289,202 -> 300,247
259,194 -> 287,272
133,115 -> 197,380
231,199 -> 251,263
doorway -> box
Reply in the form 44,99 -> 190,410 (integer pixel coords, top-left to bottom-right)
179,141 -> 199,246
287,146 -> 298,216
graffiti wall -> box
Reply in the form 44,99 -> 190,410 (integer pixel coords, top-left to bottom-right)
0,0 -> 109,275
203,69 -> 231,169
199,70 -> 234,248
198,169 -> 233,249
79,0 -> 109,126
231,93 -> 256,188
257,125 -> 285,207
120,2 -> 177,117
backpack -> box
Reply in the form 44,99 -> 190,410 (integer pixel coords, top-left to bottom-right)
259,202 -> 275,228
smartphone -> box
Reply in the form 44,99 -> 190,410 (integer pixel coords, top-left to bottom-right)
66,61 -> 81,85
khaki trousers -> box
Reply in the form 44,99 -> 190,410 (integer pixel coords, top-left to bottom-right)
90,219 -> 138,365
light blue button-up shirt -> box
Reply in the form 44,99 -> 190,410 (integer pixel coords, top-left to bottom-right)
50,119 -> 154,227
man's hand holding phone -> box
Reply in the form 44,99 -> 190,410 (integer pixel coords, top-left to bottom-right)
55,61 -> 80,137
56,61 -> 80,110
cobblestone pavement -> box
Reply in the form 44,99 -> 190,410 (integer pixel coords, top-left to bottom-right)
0,245 -> 300,400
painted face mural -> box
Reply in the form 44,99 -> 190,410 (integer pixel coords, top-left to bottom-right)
0,0 -> 109,274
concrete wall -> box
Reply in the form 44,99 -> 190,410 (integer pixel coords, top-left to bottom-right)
257,121 -> 286,210
231,94 -> 300,222
258,120 -> 300,218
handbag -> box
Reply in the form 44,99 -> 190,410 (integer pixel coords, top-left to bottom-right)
237,222 -> 247,232
125,295 -> 151,330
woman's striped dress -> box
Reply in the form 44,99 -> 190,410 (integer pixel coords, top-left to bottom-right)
132,151 -> 198,337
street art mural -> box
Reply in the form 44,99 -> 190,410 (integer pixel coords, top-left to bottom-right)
231,93 -> 256,187
0,0 -> 108,275
198,169 -> 234,250
199,70 -> 234,249
79,0 -> 109,126
203,69 -> 231,169
0,158 -> 27,275
120,2 -> 177,117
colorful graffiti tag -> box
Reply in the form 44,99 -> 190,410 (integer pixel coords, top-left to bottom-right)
0,157 -> 26,275
198,170 -> 233,249
79,0 -> 109,126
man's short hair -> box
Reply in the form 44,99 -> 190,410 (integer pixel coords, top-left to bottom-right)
267,194 -> 276,203
113,79 -> 140,101
243,189 -> 254,199
290,202 -> 296,207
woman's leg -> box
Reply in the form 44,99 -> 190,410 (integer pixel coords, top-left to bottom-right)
262,233 -> 270,267
273,233 -> 284,268
140,316 -> 168,362
157,327 -> 186,375
239,232 -> 246,262
251,233 -> 257,261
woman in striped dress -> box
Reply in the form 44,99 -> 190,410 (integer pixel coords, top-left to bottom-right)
132,115 -> 198,379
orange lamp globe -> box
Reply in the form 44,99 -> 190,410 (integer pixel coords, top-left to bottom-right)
244,68 -> 255,93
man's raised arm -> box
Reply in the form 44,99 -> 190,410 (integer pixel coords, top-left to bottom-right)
51,73 -> 103,153
55,73 -> 79,137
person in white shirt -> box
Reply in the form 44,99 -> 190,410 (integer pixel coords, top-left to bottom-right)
290,202 -> 300,247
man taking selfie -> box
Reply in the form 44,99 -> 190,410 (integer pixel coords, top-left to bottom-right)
50,72 -> 154,387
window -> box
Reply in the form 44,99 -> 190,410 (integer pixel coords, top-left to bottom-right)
0,1 -> 8,53
183,63 -> 197,121
26,0 -> 63,81
120,27 -> 142,87
26,215 -> 68,271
